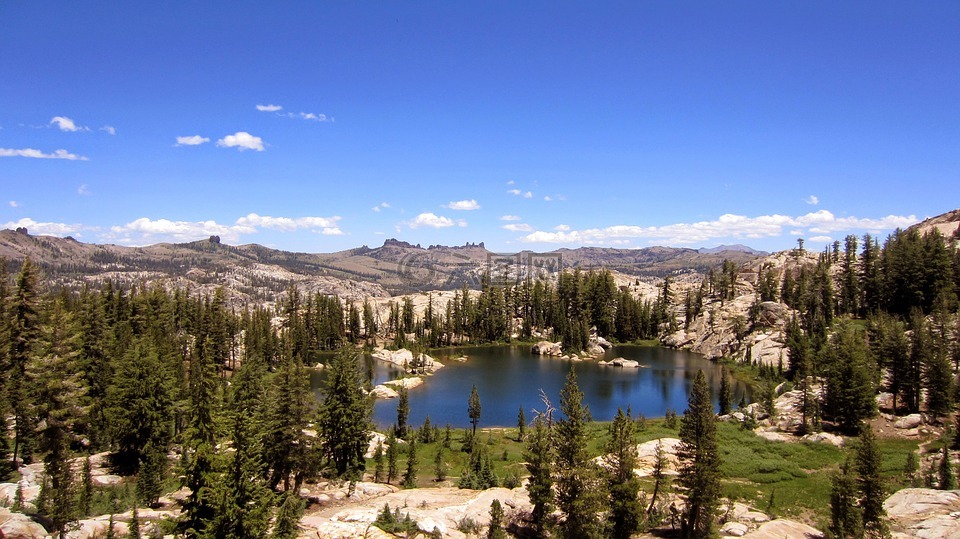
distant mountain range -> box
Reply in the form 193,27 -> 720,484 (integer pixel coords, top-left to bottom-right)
6,206 -> 955,302
0,229 -> 760,300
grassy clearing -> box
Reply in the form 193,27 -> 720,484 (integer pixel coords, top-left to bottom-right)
371,417 -> 925,527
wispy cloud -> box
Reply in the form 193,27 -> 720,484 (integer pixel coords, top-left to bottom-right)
175,135 -> 210,146
500,215 -> 521,221
406,212 -> 466,229
502,223 -> 534,232
78,184 -> 90,196
516,210 -> 918,246
0,147 -> 88,160
372,202 -> 391,212
805,195 -> 820,205
554,224 -> 570,231
258,103 -> 332,122
444,199 -> 480,211
50,116 -> 88,132
9,201 -> 19,208
216,132 -> 264,151
508,189 -> 533,198
100,125 -> 117,135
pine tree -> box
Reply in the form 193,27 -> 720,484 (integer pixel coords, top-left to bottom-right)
487,499 -> 507,539
524,415 -> 554,535
677,370 -> 722,538
271,491 -> 305,539
648,439 -> 670,516
137,441 -> 166,508
469,384 -> 482,436
262,350 -> 314,491
517,406 -> 526,442
829,456 -> 863,539
856,424 -> 886,536
402,437 -> 418,488
606,408 -> 641,539
939,446 -> 956,490
554,368 -> 602,538
373,440 -> 384,483
718,367 -> 732,416
396,387 -> 409,438
386,431 -> 399,484
8,258 -> 41,465
129,506 -> 141,539
434,443 -> 447,482
317,346 -> 372,479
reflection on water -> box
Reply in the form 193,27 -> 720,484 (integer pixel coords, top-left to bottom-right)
311,345 -> 750,428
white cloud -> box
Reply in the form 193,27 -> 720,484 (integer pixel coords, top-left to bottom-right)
78,184 -> 90,196
288,111 -> 331,122
507,189 -> 533,198
104,213 -> 344,245
100,125 -> 117,135
0,147 -> 88,160
544,195 -> 553,201
234,213 -> 341,232
2,217 -> 87,236
518,210 -> 918,246
175,135 -> 210,146
256,104 -> 283,112
216,132 -> 265,151
809,235 -> 833,243
407,212 -> 465,229
805,195 -> 820,205
444,199 -> 480,211
108,218 -> 241,244
50,116 -> 87,132
502,223 -> 534,232
506,180 -> 515,185
372,202 -> 391,212
500,215 -> 521,221
554,224 -> 570,231
9,201 -> 19,208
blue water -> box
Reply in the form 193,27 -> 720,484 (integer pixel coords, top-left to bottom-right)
312,345 -> 748,429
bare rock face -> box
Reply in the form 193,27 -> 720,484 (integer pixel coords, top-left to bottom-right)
302,486 -> 531,538
532,341 -> 563,356
0,508 -> 47,539
884,488 -> 960,539
741,519 -> 823,538
894,414 -> 923,430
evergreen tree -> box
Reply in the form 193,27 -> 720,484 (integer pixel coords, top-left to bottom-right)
647,439 -> 670,516
373,440 -> 384,483
137,440 -> 166,508
487,499 -> 507,539
108,340 -> 172,475
396,387 -> 409,438
554,368 -> 602,538
271,491 -> 305,539
402,437 -> 418,488
829,456 -> 863,539
822,322 -> 877,434
386,431 -> 399,484
8,258 -> 41,465
262,351 -> 314,491
856,425 -> 886,536
939,446 -> 956,490
469,384 -> 482,436
524,415 -> 554,535
677,370 -> 722,538
606,408 -> 641,539
317,346 -> 372,479
718,367 -> 732,416
434,443 -> 447,482
517,406 -> 526,442
129,506 -> 141,539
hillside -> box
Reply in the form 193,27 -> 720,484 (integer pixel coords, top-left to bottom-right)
0,229 -> 760,299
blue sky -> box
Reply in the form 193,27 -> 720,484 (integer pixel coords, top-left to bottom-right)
2,2 -> 957,253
